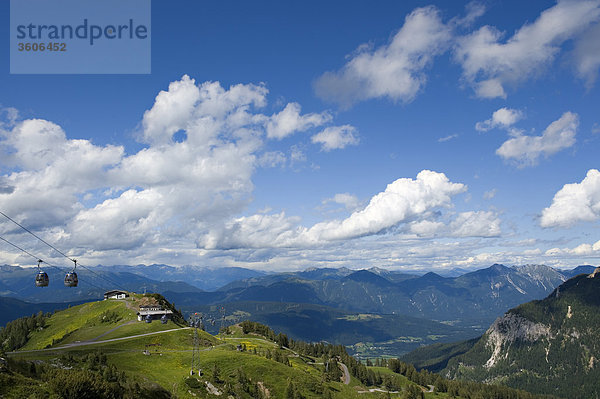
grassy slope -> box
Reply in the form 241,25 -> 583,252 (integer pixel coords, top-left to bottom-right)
20,297 -> 177,350
11,320 -> 447,398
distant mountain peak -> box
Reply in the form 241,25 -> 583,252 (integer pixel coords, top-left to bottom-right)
343,269 -> 394,286
490,263 -> 510,271
422,271 -> 444,279
367,267 -> 388,275
513,264 -> 550,271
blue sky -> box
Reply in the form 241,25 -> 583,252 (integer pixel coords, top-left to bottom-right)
1,0 -> 599,271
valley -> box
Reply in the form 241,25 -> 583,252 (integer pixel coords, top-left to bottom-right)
1,263 -> 593,360
1,291 -> 557,398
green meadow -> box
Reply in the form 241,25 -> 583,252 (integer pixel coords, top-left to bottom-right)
7,298 -> 448,398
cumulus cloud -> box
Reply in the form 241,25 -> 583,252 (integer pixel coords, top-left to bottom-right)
449,211 -> 501,237
257,151 -> 287,168
322,193 -> 361,212
483,189 -> 497,200
496,111 -> 578,167
541,169 -> 600,228
455,0 -> 600,98
68,189 -> 165,250
314,6 -> 452,107
305,170 -> 466,241
0,76 -> 357,254
409,220 -> 446,237
408,210 -> 501,238
475,107 -> 523,132
312,2 -> 600,107
141,75 -> 202,145
311,125 -> 359,151
266,103 -> 331,140
573,23 -> 600,88
200,170 -> 473,248
198,212 -> 302,250
0,119 -> 123,229
545,239 -> 600,256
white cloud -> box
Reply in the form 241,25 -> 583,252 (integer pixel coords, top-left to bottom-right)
0,119 -> 123,229
483,189 -> 497,200
496,111 -> 578,167
289,145 -> 306,165
313,2 -> 600,106
198,212 -> 302,250
322,193 -> 361,212
409,220 -> 445,237
455,0 -> 600,98
545,239 -> 600,256
0,107 -> 19,130
305,170 -> 466,241
266,103 -> 331,140
541,169 -> 600,228
573,22 -> 600,88
0,76 -> 362,257
200,170 -> 470,248
257,151 -> 287,168
311,125 -> 359,151
475,107 -> 523,132
438,134 -> 459,143
141,76 -> 270,148
68,189 -> 165,250
452,2 -> 486,27
141,75 -> 202,145
450,211 -> 501,237
314,6 -> 452,107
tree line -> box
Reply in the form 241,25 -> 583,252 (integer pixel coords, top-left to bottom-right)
2,350 -> 171,398
0,311 -> 49,352
239,320 -> 559,399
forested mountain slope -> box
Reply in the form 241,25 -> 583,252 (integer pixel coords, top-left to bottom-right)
444,267 -> 600,398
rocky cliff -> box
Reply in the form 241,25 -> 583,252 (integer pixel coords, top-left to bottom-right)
443,268 -> 600,398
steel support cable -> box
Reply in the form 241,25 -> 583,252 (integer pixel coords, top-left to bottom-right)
0,234 -> 110,293
0,211 -> 72,259
0,211 -> 129,292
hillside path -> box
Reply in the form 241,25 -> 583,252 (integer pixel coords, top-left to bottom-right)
90,320 -> 137,341
340,362 -> 351,384
357,388 -> 400,394
9,327 -> 190,354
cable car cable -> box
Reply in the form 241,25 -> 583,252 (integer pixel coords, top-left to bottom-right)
70,262 -> 129,292
0,235 -> 43,261
0,211 -> 128,292
0,211 -> 73,260
0,234 -> 110,292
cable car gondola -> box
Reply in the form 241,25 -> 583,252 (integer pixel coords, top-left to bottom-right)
35,259 -> 49,287
161,314 -> 168,324
145,314 -> 153,323
64,259 -> 78,287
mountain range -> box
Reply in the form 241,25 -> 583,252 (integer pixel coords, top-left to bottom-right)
163,264 -> 595,328
1,263 -> 596,359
